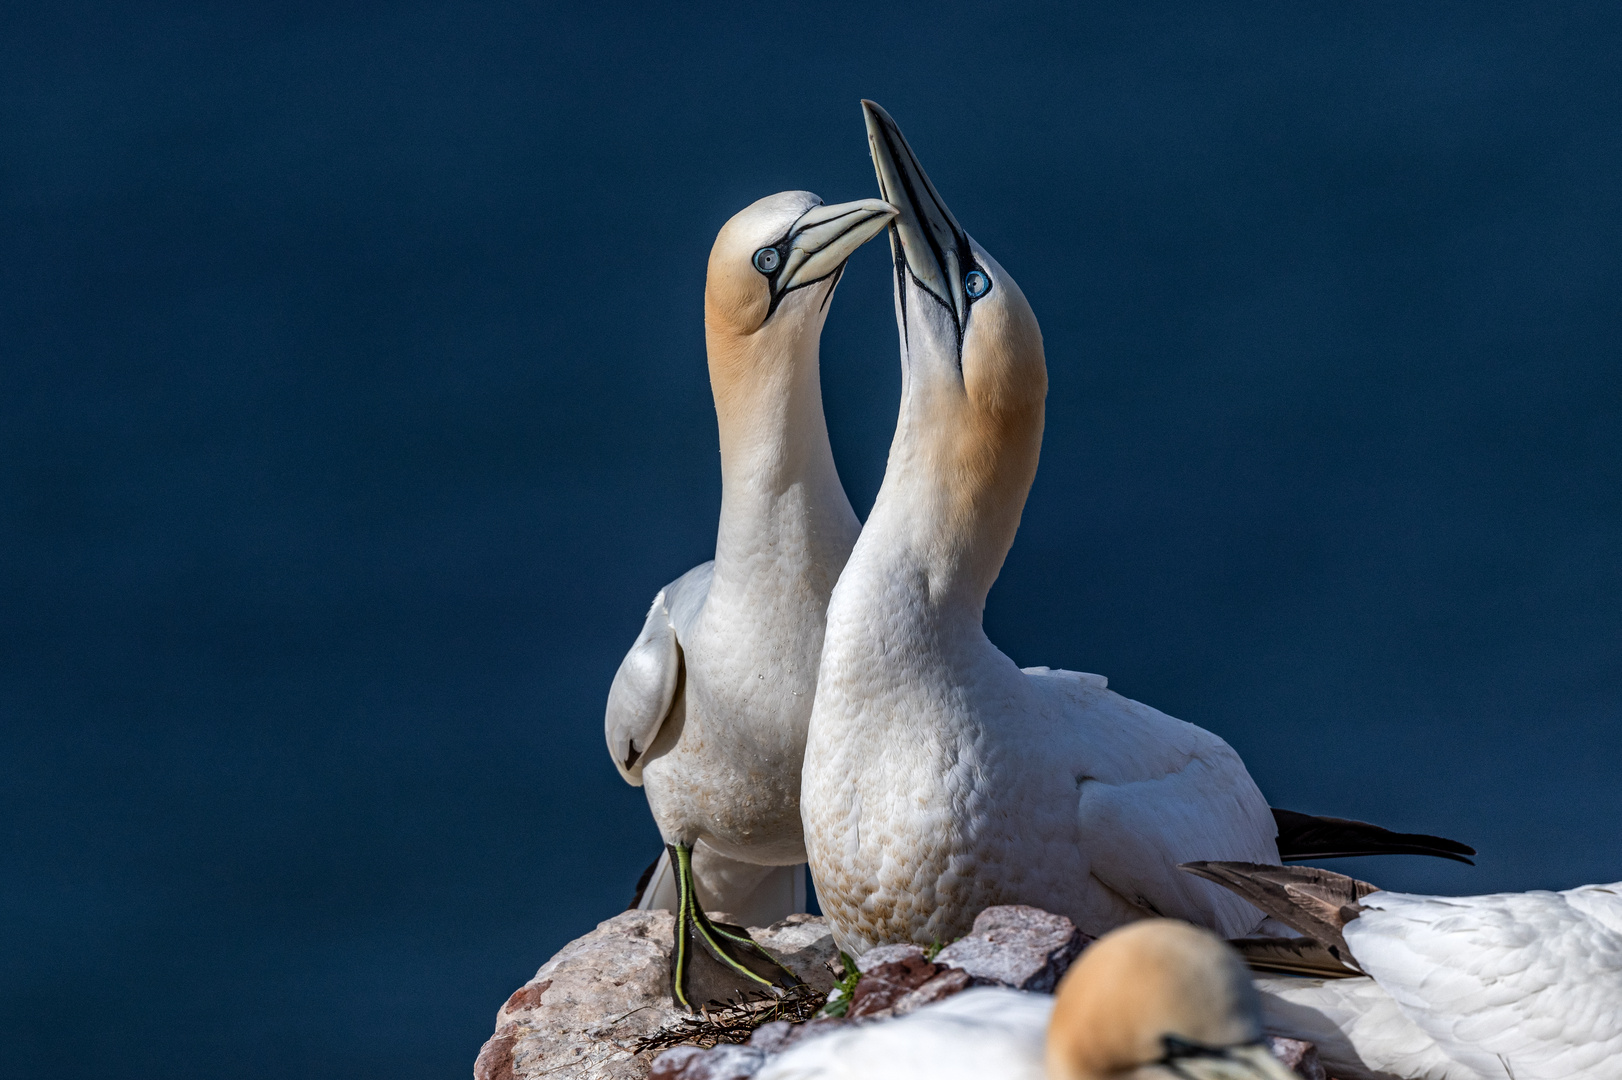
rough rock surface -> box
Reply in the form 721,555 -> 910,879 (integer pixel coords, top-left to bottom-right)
480,906 -> 1326,1080
748,915 -> 840,994
846,952 -> 940,1018
645,1017 -> 852,1080
1265,1036 -> 1327,1080
845,954 -> 973,1021
476,911 -> 838,1080
745,1019 -> 846,1054
932,905 -> 1092,993
646,1044 -> 768,1080
852,943 -> 925,972
887,968 -> 974,1017
476,910 -> 685,1080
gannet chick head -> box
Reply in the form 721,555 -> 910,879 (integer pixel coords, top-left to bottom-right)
704,191 -> 895,419
861,101 -> 1046,602
1046,920 -> 1297,1080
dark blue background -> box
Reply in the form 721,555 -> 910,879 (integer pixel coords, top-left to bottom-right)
4,3 -> 1618,1077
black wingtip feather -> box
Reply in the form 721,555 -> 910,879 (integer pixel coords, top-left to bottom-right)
1271,807 -> 1476,865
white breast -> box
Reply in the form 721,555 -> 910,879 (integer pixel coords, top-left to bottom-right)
803,606 -> 1280,952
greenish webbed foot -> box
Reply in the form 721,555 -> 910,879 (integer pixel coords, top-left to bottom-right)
668,843 -> 804,1012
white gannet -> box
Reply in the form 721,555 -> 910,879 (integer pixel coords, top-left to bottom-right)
605,191 -> 896,1010
1186,861 -> 1622,1080
755,920 -> 1299,1080
799,101 -> 1284,956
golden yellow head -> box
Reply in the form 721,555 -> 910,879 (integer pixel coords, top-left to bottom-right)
862,101 -> 1047,433
1046,920 -> 1297,1080
703,191 -> 894,418
861,100 -> 1047,602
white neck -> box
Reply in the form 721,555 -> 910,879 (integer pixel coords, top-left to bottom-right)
844,375 -> 1038,624
823,278 -> 1046,684
708,315 -> 860,600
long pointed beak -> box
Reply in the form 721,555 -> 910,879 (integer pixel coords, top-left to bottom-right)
862,100 -> 973,327
778,197 -> 897,292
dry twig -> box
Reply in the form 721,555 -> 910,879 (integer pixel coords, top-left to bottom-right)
631,985 -> 828,1053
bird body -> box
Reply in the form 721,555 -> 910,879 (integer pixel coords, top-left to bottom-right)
806,653 -> 1280,952
617,561 -> 810,927
1338,883 -> 1622,1080
1191,862 -> 1622,1079
801,101 -> 1280,956
604,191 -> 896,1005
635,463 -> 851,870
1256,972 -> 1476,1080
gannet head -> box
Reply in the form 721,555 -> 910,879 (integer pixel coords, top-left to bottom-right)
1046,920 -> 1298,1080
705,192 -> 896,414
861,101 -> 1046,602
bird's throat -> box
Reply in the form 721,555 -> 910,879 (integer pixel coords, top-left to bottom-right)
708,330 -> 859,606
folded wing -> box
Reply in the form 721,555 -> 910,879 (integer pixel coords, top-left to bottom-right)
604,561 -> 713,784
1032,671 -> 1281,939
1348,887 -> 1622,1080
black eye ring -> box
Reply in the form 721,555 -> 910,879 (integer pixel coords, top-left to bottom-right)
753,247 -> 781,274
964,269 -> 990,299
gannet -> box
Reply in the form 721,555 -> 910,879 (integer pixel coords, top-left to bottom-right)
799,101 -> 1285,955
755,920 -> 1299,1080
1186,862 -> 1622,1080
605,191 -> 896,1010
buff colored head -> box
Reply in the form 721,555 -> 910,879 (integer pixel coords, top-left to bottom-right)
861,100 -> 1047,604
703,192 -> 894,413
1046,920 -> 1297,1080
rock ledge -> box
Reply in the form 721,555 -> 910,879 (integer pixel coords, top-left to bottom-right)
479,907 -> 1328,1080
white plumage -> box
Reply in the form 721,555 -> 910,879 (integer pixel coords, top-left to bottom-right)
1257,972 -> 1475,1080
602,193 -> 894,949
801,102 -> 1281,956
756,988 -> 1052,1080
1255,881 -> 1622,1080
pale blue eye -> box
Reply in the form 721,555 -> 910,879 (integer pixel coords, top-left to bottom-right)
754,247 -> 781,273
964,269 -> 989,298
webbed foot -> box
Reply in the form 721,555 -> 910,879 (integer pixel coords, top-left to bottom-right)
667,843 -> 803,1012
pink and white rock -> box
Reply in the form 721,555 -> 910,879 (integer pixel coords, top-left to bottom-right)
478,906 -> 1327,1080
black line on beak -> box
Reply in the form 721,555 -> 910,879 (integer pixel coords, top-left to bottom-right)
819,261 -> 845,312
872,119 -> 962,334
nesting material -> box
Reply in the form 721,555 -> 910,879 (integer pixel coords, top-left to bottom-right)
635,985 -> 827,1055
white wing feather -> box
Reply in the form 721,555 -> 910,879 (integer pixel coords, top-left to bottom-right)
1027,669 -> 1280,938
604,562 -> 713,785
1077,747 -> 1279,938
1254,974 -> 1481,1080
1346,883 -> 1622,1080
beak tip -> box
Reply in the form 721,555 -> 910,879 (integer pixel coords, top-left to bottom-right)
860,99 -> 894,135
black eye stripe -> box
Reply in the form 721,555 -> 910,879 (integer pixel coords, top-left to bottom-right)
1156,1036 -> 1275,1077
755,220 -> 844,321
